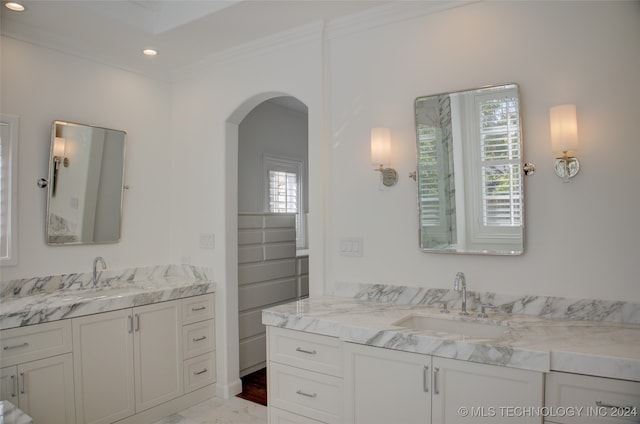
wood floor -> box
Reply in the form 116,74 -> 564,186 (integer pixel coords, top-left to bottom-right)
236,368 -> 267,406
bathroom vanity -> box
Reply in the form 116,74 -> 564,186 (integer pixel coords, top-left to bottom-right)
263,284 -> 640,424
0,265 -> 216,424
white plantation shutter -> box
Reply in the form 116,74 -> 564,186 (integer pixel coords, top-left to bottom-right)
477,96 -> 522,227
264,156 -> 305,248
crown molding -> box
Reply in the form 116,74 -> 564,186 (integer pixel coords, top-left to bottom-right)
326,1 -> 478,41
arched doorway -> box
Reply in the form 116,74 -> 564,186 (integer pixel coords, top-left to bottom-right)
222,92 -> 308,402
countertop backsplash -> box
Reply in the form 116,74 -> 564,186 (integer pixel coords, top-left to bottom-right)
334,282 -> 640,325
0,264 -> 213,299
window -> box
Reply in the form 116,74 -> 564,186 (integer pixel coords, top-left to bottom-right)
264,156 -> 306,249
1,115 -> 19,265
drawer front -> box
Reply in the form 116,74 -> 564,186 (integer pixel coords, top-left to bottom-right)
270,406 -> 327,424
546,372 -> 640,424
268,327 -> 342,377
183,294 -> 215,325
1,320 -> 72,367
183,319 -> 215,359
184,351 -> 216,393
269,362 -> 343,424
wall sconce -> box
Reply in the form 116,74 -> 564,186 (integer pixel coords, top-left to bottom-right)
52,137 -> 69,196
371,127 -> 398,188
550,104 -> 579,182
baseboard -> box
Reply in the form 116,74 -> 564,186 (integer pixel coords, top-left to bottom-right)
114,384 -> 216,424
217,377 -> 243,399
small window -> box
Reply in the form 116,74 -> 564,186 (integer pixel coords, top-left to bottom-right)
1,114 -> 19,265
264,156 -> 305,249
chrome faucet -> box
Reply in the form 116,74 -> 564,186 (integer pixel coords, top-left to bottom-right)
92,256 -> 106,287
453,272 -> 469,316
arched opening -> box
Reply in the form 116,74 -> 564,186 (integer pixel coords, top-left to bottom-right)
221,92 -> 308,403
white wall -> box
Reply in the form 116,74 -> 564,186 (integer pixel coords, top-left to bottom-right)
169,23 -> 325,398
0,37 -> 173,280
326,1 -> 640,302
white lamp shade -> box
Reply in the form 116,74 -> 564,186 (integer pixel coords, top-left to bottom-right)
371,127 -> 391,166
550,104 -> 578,154
53,137 -> 66,157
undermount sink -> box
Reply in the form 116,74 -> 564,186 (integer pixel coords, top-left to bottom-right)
392,314 -> 508,340
67,286 -> 144,299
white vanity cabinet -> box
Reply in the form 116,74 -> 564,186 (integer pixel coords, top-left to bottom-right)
344,342 -> 544,424
73,299 -> 184,424
545,372 -> 640,424
0,320 -> 75,424
267,326 -> 343,424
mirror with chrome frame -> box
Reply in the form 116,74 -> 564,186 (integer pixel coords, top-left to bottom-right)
46,121 -> 126,245
415,83 -> 525,255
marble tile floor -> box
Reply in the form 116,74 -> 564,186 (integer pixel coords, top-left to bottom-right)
152,397 -> 267,424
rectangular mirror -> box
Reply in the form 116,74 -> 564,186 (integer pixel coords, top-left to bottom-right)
46,121 -> 126,245
415,84 -> 524,255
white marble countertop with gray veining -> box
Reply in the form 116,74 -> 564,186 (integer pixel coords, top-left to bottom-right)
262,295 -> 640,381
0,400 -> 32,424
0,265 -> 215,330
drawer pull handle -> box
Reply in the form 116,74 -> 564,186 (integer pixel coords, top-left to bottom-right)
192,306 -> 206,312
595,400 -> 635,410
193,336 -> 207,342
3,342 -> 29,350
295,347 -> 317,355
296,389 -> 317,398
433,367 -> 440,395
194,368 -> 208,375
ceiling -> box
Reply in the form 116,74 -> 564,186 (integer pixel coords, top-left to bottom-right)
1,0 -> 391,81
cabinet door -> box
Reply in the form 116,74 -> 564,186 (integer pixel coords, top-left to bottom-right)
1,366 -> 18,403
344,342 -> 431,424
73,308 -> 135,424
133,300 -> 184,412
432,356 -> 543,424
17,353 -> 75,424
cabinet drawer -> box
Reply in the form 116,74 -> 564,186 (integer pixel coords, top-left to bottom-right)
183,319 -> 215,359
546,372 -> 640,423
268,327 -> 342,377
269,362 -> 343,424
184,351 -> 216,393
182,294 -> 215,325
270,406 -> 327,424
0,320 -> 72,367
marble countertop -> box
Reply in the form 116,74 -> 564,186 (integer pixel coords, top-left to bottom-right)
0,401 -> 32,424
0,265 -> 215,330
262,295 -> 640,381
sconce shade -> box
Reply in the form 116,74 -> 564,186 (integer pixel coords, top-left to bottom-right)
53,137 -> 66,157
371,127 -> 391,166
550,104 -> 578,154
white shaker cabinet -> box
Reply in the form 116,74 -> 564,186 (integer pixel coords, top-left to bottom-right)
73,300 -> 183,424
344,342 -> 544,424
344,342 -> 431,424
0,320 -> 75,424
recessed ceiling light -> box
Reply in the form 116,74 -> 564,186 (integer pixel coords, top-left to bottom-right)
142,48 -> 158,57
4,2 -> 25,11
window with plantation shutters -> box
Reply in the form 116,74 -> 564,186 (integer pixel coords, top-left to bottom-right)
416,95 -> 455,248
464,88 -> 522,250
264,155 -> 306,249
0,115 -> 19,265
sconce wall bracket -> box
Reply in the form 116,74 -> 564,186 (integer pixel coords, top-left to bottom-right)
375,166 -> 398,187
554,156 -> 580,182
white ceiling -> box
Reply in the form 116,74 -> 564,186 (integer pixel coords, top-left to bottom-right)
1,0 -> 391,81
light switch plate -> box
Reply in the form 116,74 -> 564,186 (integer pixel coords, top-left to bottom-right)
340,237 -> 363,256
